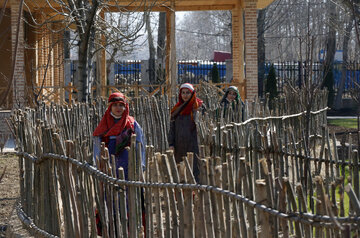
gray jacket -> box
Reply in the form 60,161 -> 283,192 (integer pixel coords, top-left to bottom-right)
168,111 -> 199,163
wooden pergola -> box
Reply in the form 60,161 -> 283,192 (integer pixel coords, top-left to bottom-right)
0,0 -> 274,108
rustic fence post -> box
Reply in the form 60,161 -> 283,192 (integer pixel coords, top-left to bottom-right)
166,149 -> 185,238
255,179 -> 272,238
208,157 -> 221,238
222,162 -> 232,238
157,154 -> 172,238
118,167 -> 128,238
284,178 -> 302,238
151,153 -> 164,238
200,158 -> 215,238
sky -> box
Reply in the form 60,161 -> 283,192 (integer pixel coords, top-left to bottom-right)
69,11 -> 190,61
116,11 -> 189,60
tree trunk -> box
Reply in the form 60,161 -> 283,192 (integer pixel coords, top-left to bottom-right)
146,12 -> 156,85
322,1 -> 337,108
334,16 -> 354,109
257,9 -> 266,98
156,12 -> 166,84
157,12 -> 166,65
71,0 -> 99,102
77,42 -> 89,102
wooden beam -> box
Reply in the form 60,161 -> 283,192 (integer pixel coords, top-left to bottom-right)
257,0 -> 274,9
21,0 -> 275,12
34,3 -> 236,14
165,2 -> 176,98
104,4 -> 236,12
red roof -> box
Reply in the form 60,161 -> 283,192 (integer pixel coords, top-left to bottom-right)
213,51 -> 232,62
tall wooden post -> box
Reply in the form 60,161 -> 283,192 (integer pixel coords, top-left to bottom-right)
232,1 -> 245,98
165,1 -> 176,99
96,11 -> 107,98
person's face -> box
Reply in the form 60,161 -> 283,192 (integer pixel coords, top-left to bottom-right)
181,88 -> 192,102
226,89 -> 237,102
111,102 -> 126,117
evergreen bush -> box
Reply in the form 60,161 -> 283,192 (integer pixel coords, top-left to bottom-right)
265,64 -> 278,109
211,63 -> 220,83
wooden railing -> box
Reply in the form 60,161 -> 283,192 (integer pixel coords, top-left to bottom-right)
10,95 -> 360,237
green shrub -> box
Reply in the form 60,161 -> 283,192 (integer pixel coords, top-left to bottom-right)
211,63 -> 220,83
265,64 -> 278,109
323,69 -> 335,107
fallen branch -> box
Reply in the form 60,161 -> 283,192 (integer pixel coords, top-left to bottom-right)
0,166 -> 6,183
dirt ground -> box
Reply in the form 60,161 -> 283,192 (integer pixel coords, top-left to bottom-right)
0,154 -> 19,237
328,124 -> 359,145
0,125 -> 358,237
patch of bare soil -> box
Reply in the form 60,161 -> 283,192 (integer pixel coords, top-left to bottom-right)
328,124 -> 359,146
0,154 -> 19,237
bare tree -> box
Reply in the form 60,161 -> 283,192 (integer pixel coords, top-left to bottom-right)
321,0 -> 338,108
337,0 -> 360,150
157,12 -> 166,65
20,1 -> 151,102
176,10 -> 232,60
334,15 -> 354,109
156,12 -> 166,84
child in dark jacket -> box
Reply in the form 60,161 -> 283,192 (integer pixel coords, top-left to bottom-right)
168,83 -> 204,182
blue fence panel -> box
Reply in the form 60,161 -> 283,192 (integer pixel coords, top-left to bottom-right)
345,62 -> 360,90
111,60 -> 227,85
177,61 -> 226,84
114,60 -> 141,84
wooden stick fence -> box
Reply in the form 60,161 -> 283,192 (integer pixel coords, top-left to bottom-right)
8,89 -> 360,237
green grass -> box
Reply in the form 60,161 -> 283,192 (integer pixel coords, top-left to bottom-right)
328,118 -> 358,129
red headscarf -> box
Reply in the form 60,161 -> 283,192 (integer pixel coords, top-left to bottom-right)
170,83 -> 203,119
93,92 -> 135,139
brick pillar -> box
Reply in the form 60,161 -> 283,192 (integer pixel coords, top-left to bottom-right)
11,0 -> 25,107
36,13 -> 54,101
232,2 -> 245,99
244,0 -> 258,99
53,23 -> 64,104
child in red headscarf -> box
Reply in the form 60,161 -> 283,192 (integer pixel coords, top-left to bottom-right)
168,83 -> 205,182
93,93 -> 146,236
93,92 -> 146,180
